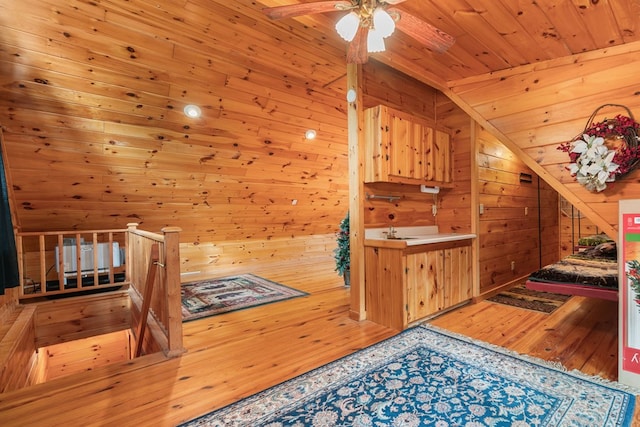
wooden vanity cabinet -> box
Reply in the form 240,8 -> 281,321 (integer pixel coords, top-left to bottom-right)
364,239 -> 472,330
364,105 -> 452,186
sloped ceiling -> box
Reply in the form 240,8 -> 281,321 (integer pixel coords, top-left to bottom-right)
2,0 -> 640,240
259,0 -> 640,238
259,0 -> 640,85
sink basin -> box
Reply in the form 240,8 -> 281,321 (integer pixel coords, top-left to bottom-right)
385,236 -> 416,240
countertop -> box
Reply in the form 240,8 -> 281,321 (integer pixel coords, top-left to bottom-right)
364,226 -> 476,248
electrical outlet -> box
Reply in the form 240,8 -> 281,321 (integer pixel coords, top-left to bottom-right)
479,204 -> 484,214
510,261 -> 515,271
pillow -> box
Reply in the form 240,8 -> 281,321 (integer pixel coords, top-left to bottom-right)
575,241 -> 617,260
578,234 -> 612,246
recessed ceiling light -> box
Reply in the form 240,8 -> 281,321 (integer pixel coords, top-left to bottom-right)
305,129 -> 317,140
184,104 -> 202,118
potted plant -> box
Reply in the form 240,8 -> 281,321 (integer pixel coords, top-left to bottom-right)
334,211 -> 350,287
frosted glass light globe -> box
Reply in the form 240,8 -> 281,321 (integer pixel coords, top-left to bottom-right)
335,12 -> 360,42
367,29 -> 386,53
373,9 -> 395,38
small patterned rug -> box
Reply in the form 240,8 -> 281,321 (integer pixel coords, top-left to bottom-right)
487,282 -> 571,314
181,274 -> 307,322
180,325 -> 636,426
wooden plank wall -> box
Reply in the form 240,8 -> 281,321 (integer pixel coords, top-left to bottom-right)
41,330 -> 130,382
0,305 -> 38,393
476,127 -> 558,294
179,60 -> 468,279
435,94 -> 473,235
33,291 -> 130,348
361,61 -> 472,234
0,288 -> 40,392
0,0 -> 354,281
1,0 -> 589,291
559,200 -> 602,259
0,289 -> 18,323
540,178 -> 559,269
447,42 -> 640,241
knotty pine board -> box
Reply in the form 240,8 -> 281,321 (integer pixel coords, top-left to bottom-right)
33,291 -> 130,348
42,330 -> 130,381
448,42 -> 640,239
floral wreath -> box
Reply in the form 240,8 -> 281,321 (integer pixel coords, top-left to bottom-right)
558,104 -> 640,192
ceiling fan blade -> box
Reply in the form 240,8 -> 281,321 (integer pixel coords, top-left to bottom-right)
262,1 -> 352,20
390,8 -> 455,53
346,26 -> 369,64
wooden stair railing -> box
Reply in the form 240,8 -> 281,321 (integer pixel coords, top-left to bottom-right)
135,243 -> 159,358
13,224 -> 184,358
126,224 -> 184,358
16,229 -> 128,299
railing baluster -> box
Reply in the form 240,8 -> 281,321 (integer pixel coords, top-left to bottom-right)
92,233 -> 99,288
17,235 -> 24,296
39,235 -> 46,294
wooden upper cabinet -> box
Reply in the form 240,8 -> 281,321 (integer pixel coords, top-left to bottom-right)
364,105 -> 453,186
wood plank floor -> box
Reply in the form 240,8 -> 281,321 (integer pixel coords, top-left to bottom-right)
0,266 -> 638,425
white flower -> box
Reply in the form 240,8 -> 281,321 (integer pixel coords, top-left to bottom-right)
569,134 -> 619,192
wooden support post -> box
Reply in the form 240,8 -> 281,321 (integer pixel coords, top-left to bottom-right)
162,226 -> 183,357
126,223 -> 138,284
470,120 -> 480,299
347,63 -> 366,321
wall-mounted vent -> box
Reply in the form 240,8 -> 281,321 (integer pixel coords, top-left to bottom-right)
519,172 -> 533,183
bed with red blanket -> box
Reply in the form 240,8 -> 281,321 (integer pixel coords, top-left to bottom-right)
525,242 -> 618,301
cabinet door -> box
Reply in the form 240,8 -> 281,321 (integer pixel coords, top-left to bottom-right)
365,247 -> 406,330
364,105 -> 389,182
406,250 -> 444,323
388,113 -> 424,180
425,130 -> 452,183
443,245 -> 472,308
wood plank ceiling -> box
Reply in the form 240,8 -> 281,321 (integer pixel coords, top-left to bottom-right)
257,0 -> 640,237
1,0 -> 640,242
259,0 -> 640,85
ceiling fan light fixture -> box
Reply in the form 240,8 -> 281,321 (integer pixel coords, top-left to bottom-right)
372,8 -> 395,38
335,12 -> 360,42
367,28 -> 386,53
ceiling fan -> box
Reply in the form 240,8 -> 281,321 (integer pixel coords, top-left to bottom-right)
262,0 -> 455,64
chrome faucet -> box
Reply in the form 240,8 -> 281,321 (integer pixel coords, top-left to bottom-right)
385,225 -> 397,239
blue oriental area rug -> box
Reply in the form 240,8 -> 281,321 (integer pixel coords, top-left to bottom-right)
181,274 -> 307,321
181,325 -> 637,426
